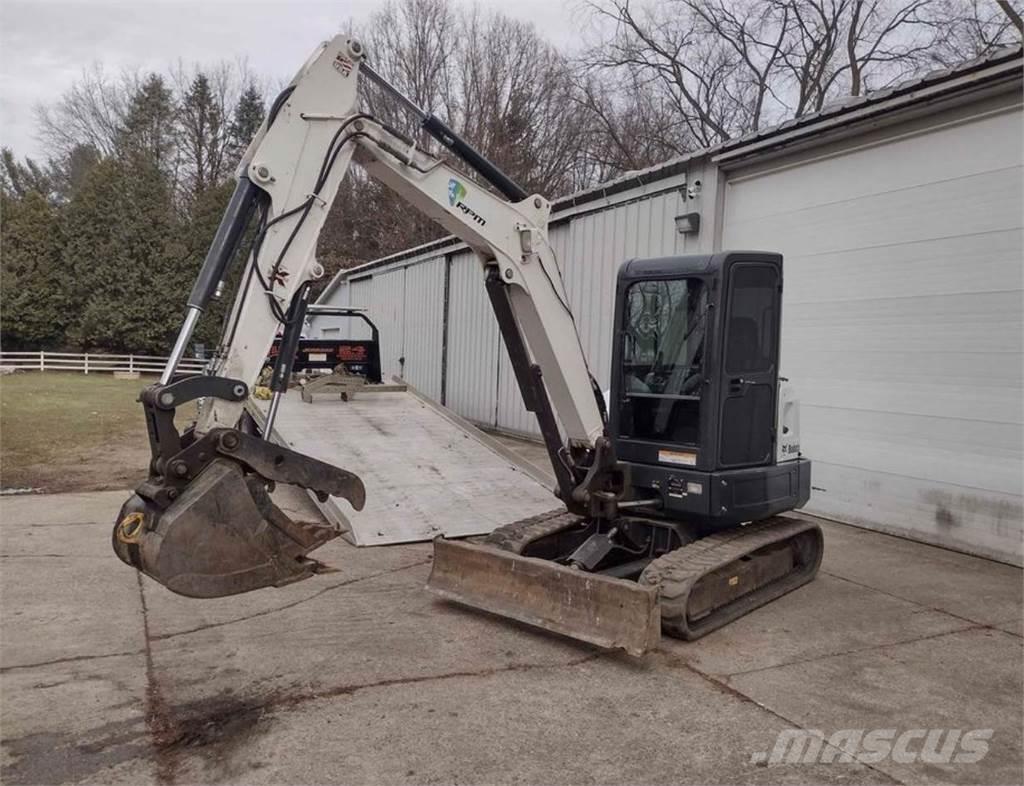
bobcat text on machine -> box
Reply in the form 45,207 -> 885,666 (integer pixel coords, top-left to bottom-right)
112,35 -> 823,656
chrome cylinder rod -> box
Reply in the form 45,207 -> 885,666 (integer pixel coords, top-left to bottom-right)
160,306 -> 203,385
264,390 -> 284,436
360,63 -> 429,120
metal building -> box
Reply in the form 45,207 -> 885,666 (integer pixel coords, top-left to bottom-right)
311,48 -> 1023,565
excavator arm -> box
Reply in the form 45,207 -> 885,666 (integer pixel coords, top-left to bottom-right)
112,35 -> 620,598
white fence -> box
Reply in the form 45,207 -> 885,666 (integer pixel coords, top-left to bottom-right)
0,351 -> 207,375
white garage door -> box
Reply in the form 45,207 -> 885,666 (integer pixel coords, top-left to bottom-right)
722,107 -> 1023,565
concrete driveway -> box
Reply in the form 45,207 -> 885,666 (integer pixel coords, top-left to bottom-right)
1,486 -> 1020,786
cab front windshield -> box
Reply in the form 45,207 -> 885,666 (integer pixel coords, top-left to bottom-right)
619,277 -> 707,444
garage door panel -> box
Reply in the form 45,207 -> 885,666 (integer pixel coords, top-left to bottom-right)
786,349 -> 1022,388
797,379 -> 1020,427
723,108 -> 1023,564
808,462 -> 1023,565
783,230 -> 1023,303
801,406 -> 1023,493
728,168 -> 1021,257
724,110 -> 1022,220
802,404 -> 1023,456
783,291 -> 1022,354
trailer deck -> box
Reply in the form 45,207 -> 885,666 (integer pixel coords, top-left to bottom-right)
252,386 -> 556,545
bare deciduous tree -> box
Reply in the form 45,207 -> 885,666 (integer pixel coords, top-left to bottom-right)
35,64 -> 137,159
454,7 -> 592,193
578,0 -> 1015,158
316,0 -> 599,277
572,69 -> 695,176
920,0 -> 1022,66
580,0 -> 819,147
686,0 -> 792,131
359,0 -> 591,193
360,0 -> 458,139
171,60 -> 259,199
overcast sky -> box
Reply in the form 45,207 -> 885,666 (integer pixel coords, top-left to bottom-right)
0,0 -> 585,160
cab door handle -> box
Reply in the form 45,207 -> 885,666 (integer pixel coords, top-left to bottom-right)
729,377 -> 747,394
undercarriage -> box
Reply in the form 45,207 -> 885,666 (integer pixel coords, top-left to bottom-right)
429,511 -> 823,655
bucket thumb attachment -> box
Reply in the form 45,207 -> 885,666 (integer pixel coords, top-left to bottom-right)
113,423 -> 366,598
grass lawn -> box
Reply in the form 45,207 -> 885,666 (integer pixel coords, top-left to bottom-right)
1,372 -> 168,492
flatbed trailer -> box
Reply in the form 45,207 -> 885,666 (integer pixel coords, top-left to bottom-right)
249,384 -> 556,546
265,307 -> 382,380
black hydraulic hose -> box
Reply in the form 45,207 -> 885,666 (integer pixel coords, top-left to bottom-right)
267,85 -> 295,126
360,63 -> 528,202
270,282 -> 312,393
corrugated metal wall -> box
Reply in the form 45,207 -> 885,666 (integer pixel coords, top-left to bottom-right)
559,191 -> 686,388
312,180 -> 691,436
489,189 -> 691,436
321,256 -> 447,399
313,281 -> 350,338
370,269 -> 406,378
401,256 -> 445,401
445,250 -> 499,425
349,277 -> 373,340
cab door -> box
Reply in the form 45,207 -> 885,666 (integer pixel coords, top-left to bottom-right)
717,260 -> 781,468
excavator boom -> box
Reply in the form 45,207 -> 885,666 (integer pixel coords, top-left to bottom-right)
113,35 -> 614,599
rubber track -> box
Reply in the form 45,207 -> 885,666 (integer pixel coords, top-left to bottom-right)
639,516 -> 823,641
484,509 -> 585,554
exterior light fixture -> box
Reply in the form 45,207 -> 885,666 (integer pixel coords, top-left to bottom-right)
674,212 -> 701,235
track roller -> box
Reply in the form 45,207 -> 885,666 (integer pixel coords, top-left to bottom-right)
639,516 -> 823,641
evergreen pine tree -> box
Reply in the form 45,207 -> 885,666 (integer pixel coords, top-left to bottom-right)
227,84 -> 266,166
0,190 -> 70,348
62,155 -> 184,353
118,74 -> 178,177
179,73 -> 226,198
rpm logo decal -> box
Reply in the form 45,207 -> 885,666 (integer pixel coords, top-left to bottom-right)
448,178 -> 467,206
447,179 -> 485,226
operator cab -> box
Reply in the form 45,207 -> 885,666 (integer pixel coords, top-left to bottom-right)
610,251 -> 810,529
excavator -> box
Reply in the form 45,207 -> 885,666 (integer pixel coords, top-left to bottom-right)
112,36 -> 823,656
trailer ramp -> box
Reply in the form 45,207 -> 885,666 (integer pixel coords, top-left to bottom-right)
252,388 -> 555,546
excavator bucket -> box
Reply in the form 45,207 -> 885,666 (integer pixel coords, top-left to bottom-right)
112,407 -> 367,598
428,538 -> 661,656
113,459 -> 357,598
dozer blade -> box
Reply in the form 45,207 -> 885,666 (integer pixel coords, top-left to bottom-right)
428,538 -> 661,656
113,458 -> 347,598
